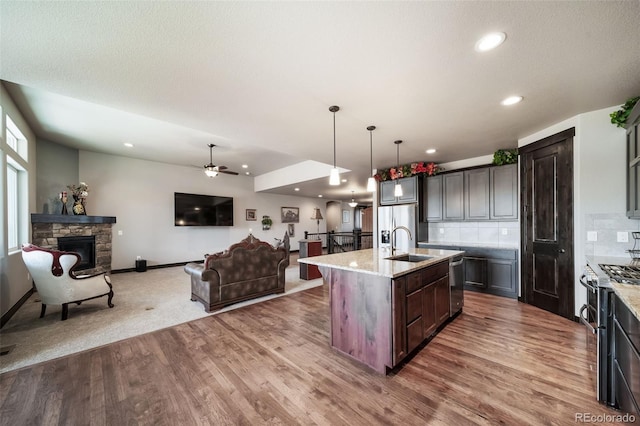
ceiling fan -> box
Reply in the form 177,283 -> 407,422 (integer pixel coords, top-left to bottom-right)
203,144 -> 239,177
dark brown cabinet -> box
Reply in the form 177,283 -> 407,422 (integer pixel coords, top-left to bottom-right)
443,172 -> 464,220
626,101 -> 640,219
393,261 -> 450,357
299,240 -> 322,280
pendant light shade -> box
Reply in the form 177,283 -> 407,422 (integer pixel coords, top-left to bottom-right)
394,140 -> 403,197
366,125 -> 377,192
329,105 -> 340,186
348,191 -> 358,208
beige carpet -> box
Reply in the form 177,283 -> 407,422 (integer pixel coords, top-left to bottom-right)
0,261 -> 323,374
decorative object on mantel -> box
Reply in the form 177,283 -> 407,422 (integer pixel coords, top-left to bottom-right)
610,96 -> 639,128
67,182 -> 89,215
261,215 -> 272,230
492,148 -> 518,166
374,159 -> 441,183
311,208 -> 323,240
59,191 -> 69,215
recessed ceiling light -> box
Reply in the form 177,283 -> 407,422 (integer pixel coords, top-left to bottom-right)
426,149 -> 436,154
123,143 -> 134,148
318,194 -> 323,198
341,179 -> 347,183
501,95 -> 523,106
475,32 -> 506,52
242,164 -> 248,168
294,188 -> 300,191
245,172 -> 250,175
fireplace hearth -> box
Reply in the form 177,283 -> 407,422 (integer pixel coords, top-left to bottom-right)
58,236 -> 96,270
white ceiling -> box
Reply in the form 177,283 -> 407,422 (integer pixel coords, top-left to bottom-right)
1,1 -> 639,204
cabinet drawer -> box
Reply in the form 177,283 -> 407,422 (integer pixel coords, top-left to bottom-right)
422,261 -> 449,285
406,272 -> 423,293
407,317 -> 424,353
615,320 -> 640,404
406,289 -> 423,323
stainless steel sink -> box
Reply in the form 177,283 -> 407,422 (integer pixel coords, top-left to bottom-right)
385,254 -> 435,263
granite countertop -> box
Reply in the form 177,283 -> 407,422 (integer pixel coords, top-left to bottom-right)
611,283 -> 640,320
297,248 -> 464,279
585,255 -> 640,321
418,241 -> 519,250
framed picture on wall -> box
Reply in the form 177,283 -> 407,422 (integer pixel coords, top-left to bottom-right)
342,210 -> 350,223
246,209 -> 257,221
281,207 -> 299,223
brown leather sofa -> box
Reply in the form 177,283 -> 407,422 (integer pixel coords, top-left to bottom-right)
184,233 -> 290,312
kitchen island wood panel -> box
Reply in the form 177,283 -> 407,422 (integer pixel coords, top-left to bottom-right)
321,266 -> 393,373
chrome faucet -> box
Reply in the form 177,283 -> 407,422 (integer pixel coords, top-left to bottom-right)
391,226 -> 412,254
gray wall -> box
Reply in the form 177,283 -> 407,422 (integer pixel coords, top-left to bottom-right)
35,139 -> 78,214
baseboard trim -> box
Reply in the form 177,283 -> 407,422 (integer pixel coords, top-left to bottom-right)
1,288 -> 34,329
111,250 -> 300,274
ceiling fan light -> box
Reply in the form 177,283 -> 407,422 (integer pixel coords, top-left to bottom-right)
348,201 -> 358,208
205,166 -> 218,177
329,167 -> 340,185
367,177 -> 377,192
394,182 -> 403,197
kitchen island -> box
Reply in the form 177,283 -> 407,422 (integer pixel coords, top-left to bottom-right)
298,247 -> 464,374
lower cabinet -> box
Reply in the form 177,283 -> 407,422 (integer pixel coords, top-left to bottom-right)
395,261 -> 450,357
417,243 -> 518,299
613,295 -> 640,417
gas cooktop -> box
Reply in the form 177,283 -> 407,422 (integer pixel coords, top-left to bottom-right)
598,263 -> 640,284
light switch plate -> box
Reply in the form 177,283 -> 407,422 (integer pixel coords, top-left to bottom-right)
118,230 -> 123,236
617,231 -> 629,243
501,228 -> 508,235
439,228 -> 444,234
587,231 -> 598,242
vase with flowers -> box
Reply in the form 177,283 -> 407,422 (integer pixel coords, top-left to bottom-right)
67,182 -> 89,215
374,161 -> 442,182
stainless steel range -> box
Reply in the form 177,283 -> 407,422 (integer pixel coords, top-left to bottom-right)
580,259 -> 640,406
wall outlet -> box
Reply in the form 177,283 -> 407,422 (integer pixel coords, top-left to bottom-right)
439,228 -> 444,234
587,231 -> 598,242
617,231 -> 629,243
118,230 -> 123,236
501,228 -> 508,235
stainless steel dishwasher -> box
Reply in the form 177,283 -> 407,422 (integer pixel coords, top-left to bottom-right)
449,255 -> 464,316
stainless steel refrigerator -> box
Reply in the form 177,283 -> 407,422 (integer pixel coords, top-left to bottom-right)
378,204 -> 417,252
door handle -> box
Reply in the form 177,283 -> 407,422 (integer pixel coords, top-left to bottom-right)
558,248 -> 566,254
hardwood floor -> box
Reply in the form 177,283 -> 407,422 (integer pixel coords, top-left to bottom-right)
0,287 -> 624,425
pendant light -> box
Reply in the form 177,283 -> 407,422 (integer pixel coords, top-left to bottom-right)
394,140 -> 403,197
348,191 -> 358,208
366,125 -> 377,192
329,105 -> 340,185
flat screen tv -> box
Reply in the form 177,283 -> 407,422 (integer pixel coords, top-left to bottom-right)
174,192 -> 234,226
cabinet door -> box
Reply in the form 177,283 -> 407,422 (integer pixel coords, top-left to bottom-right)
406,288 -> 424,353
422,284 -> 437,337
392,276 -> 407,365
465,168 -> 490,220
490,164 -> 519,220
627,120 -> 640,218
398,176 -> 418,203
434,277 -> 450,326
380,181 -> 397,205
464,256 -> 488,289
443,172 -> 464,220
487,258 -> 517,298
425,175 -> 443,221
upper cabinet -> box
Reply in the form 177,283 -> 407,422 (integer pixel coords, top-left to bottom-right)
626,102 -> 640,219
380,176 -> 418,205
424,164 -> 518,222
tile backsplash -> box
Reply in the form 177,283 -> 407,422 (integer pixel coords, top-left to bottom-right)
584,213 -> 640,258
427,221 -> 519,246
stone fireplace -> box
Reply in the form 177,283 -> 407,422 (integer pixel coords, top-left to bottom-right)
31,214 -> 116,275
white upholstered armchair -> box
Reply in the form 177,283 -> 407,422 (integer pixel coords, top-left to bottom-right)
21,244 -> 114,321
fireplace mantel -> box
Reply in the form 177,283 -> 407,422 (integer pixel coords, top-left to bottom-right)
31,214 -> 116,224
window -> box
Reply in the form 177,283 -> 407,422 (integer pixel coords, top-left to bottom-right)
6,115 -> 27,160
7,163 -> 18,250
